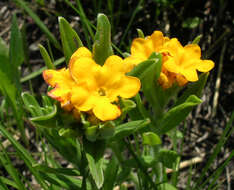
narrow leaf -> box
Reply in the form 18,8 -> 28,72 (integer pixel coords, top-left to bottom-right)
142,132 -> 161,146
33,164 -> 80,176
59,17 -> 83,65
93,13 -> 113,66
158,149 -> 179,169
84,140 -> 105,188
38,44 -> 55,69
0,124 -> 49,189
112,118 -> 151,140
0,143 -> 27,190
157,95 -> 202,134
14,0 -> 61,50
103,157 -> 119,190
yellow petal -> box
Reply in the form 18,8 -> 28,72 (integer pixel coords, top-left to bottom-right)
71,86 -> 94,111
71,47 -> 92,59
131,38 -> 151,60
115,76 -> 141,99
162,38 -> 184,58
196,60 -> 215,72
69,57 -> 100,89
103,55 -> 125,73
180,68 -> 198,81
69,47 -> 92,67
184,44 -> 201,59
93,97 -> 121,121
43,68 -> 75,104
150,30 -> 164,52
43,68 -> 74,88
123,56 -> 144,70
163,57 -> 180,73
47,87 -> 71,103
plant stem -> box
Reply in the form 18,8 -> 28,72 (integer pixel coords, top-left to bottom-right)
125,138 -> 158,190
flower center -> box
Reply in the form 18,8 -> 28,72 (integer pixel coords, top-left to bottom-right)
98,88 -> 106,96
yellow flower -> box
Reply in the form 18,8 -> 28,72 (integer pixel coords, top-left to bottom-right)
124,30 -> 214,88
161,38 -> 214,82
43,47 -> 141,121
124,31 -> 169,69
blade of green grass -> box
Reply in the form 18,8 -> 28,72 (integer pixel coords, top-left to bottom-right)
38,44 -> 55,69
0,123 -> 49,190
206,151 -> 234,190
192,111 -> 234,189
20,57 -> 65,83
64,0 -> 94,49
14,0 -> 61,50
119,0 -> 144,47
0,143 -> 27,190
0,177 -> 10,190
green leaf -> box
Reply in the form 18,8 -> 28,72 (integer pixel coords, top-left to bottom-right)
192,35 -> 202,44
20,57 -> 65,83
21,92 -> 43,116
103,157 -> 119,190
58,128 -> 80,138
157,95 -> 202,135
141,155 -> 155,167
159,183 -> 177,190
30,104 -> 57,128
120,99 -> 136,113
39,172 -> 85,190
182,17 -> 200,28
111,118 -> 151,140
0,124 -> 49,189
10,14 -> 24,68
14,0 -> 61,50
142,132 -> 161,146
0,177 -> 11,190
175,73 -> 208,106
0,143 -> 27,190
93,13 -> 113,66
33,164 -> 80,176
137,28 -> 144,38
98,121 -> 115,139
38,44 -> 55,69
43,129 -> 82,166
59,17 -> 83,65
0,37 -> 9,61
84,139 -> 105,188
158,149 -> 179,169
127,56 -> 157,78
85,125 -> 98,142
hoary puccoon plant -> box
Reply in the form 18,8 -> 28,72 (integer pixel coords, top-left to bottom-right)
22,14 -> 214,189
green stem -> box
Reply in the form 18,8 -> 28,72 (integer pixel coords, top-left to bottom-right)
125,138 -> 158,190
81,146 -> 87,190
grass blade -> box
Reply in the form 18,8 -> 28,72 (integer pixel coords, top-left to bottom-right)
0,143 -> 27,190
14,0 -> 61,50
0,123 -> 49,190
20,57 -> 65,83
193,111 -> 234,189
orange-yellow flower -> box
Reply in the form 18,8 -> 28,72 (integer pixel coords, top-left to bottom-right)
124,30 -> 214,88
43,47 -> 141,121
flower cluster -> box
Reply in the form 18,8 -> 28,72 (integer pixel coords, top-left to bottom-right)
124,31 -> 215,88
43,30 -> 215,122
43,47 -> 141,121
